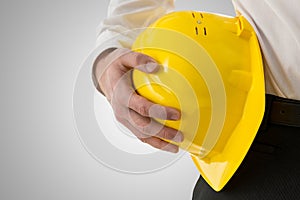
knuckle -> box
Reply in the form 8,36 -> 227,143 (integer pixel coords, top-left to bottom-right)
160,128 -> 170,139
113,105 -> 123,116
112,106 -> 128,122
157,139 -> 167,149
139,137 -> 147,143
115,115 -> 124,123
134,116 -> 150,129
140,122 -> 151,133
138,104 -> 149,116
132,116 -> 143,126
134,53 -> 146,64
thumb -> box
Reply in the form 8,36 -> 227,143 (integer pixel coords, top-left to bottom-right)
119,50 -> 160,73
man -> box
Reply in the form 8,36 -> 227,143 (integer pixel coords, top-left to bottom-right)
92,0 -> 300,199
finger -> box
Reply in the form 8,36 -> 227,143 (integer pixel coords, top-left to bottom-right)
127,109 -> 183,143
139,136 -> 179,153
111,70 -> 181,121
115,113 -> 180,153
119,51 -> 160,73
128,92 -> 181,120
123,120 -> 179,153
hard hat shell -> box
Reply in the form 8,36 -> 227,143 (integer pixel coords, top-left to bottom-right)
132,11 -> 265,191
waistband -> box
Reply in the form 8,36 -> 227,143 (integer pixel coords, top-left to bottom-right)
261,94 -> 300,129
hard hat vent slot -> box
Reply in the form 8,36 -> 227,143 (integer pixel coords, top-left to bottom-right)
200,13 -> 203,18
204,27 -> 207,36
195,27 -> 198,35
192,12 -> 195,18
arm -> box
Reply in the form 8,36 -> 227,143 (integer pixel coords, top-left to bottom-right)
93,0 -> 183,153
96,0 -> 175,50
93,0 -> 175,94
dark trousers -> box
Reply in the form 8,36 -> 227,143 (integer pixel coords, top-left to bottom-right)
192,95 -> 300,200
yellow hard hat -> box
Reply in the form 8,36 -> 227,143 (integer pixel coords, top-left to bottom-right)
132,11 -> 265,191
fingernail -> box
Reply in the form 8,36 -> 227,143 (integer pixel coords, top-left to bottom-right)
145,62 -> 158,73
169,146 -> 179,153
173,132 -> 184,143
164,145 -> 179,153
171,113 -> 180,120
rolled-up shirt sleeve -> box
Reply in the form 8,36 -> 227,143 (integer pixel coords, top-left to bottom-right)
95,0 -> 175,52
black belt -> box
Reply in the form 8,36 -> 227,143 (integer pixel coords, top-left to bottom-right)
262,94 -> 300,128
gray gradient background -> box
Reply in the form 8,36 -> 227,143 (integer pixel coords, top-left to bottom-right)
0,1 -> 234,199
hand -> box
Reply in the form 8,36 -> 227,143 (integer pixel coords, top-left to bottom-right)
93,48 -> 183,153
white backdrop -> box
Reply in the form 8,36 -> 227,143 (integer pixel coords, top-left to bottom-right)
0,1 -> 234,199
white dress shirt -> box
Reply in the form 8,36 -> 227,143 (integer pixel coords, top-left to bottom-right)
96,0 -> 300,100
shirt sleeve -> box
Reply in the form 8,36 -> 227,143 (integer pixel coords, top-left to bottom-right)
95,0 -> 175,53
